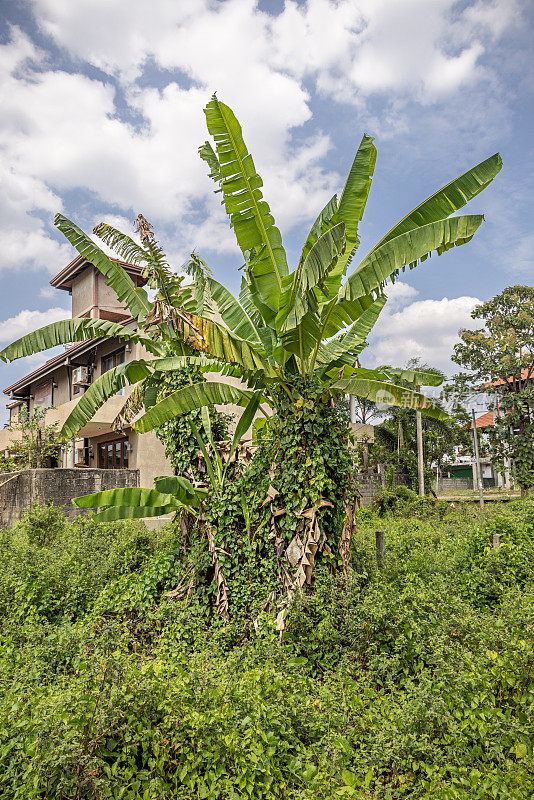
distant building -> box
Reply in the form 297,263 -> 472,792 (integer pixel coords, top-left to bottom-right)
1,255 -> 172,488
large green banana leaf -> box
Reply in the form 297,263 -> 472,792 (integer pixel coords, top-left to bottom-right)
276,223 -> 346,334
314,136 -> 376,305
330,134 -> 376,282
203,96 -> 288,316
309,291 -> 381,358
349,214 -> 483,295
194,315 -> 270,373
315,295 -> 387,369
134,381 -> 248,433
91,505 -> 180,522
383,367 -> 444,387
323,215 -> 483,340
154,475 -> 203,503
299,195 -> 338,266
59,360 -> 152,440
0,318 -> 157,363
238,277 -> 264,328
73,487 -> 184,509
332,377 -> 447,420
372,153 -> 502,251
55,214 -> 152,321
206,277 -> 262,344
152,355 -> 243,379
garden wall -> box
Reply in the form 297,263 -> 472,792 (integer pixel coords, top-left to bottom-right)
0,468 -> 139,528
438,476 -> 473,493
355,473 -> 384,507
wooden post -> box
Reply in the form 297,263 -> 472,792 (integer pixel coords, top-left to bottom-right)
415,384 -> 424,497
375,530 -> 385,569
492,533 -> 500,550
471,409 -> 484,509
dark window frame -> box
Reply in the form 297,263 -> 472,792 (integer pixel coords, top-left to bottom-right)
97,438 -> 129,469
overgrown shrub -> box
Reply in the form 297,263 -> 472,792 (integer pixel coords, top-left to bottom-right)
371,485 -> 440,518
0,501 -> 533,798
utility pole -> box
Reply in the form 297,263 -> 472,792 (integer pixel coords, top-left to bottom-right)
471,408 -> 485,509
415,385 -> 424,496
416,409 -> 424,496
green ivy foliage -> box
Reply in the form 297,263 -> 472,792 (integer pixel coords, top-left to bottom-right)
203,376 -> 355,619
154,364 -> 231,479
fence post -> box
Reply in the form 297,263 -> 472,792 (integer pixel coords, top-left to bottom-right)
492,533 -> 501,550
375,530 -> 385,569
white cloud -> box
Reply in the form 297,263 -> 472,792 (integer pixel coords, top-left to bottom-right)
0,307 -> 70,343
0,0 -> 525,281
0,33 -> 71,272
365,281 -> 480,376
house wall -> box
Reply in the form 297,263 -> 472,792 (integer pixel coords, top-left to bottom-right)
70,267 -> 133,320
53,366 -> 71,407
129,431 -> 172,488
71,268 -> 95,317
96,272 -> 130,318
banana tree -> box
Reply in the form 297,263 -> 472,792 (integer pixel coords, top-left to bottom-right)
0,96 -> 500,620
130,95 -> 501,438
0,98 -> 500,444
122,96 -> 499,622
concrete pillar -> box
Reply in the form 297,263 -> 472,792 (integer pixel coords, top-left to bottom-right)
349,395 -> 356,424
66,439 -> 76,469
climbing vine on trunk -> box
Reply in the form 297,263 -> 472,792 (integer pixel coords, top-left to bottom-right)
201,377 -> 356,626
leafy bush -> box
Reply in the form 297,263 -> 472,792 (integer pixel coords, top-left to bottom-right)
0,501 -> 533,798
371,485 -> 440,518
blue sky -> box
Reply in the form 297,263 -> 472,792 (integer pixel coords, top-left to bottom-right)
0,0 -> 533,402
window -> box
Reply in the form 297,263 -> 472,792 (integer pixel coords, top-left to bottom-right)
97,439 -> 129,469
34,381 -> 53,409
102,350 -> 125,372
102,349 -> 126,395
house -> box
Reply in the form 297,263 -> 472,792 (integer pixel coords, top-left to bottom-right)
1,255 -> 177,488
439,411 -> 506,492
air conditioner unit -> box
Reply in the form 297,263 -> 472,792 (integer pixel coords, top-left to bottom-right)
72,366 -> 89,385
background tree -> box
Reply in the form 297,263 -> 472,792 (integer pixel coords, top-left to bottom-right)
453,285 -> 534,494
0,407 -> 61,471
369,360 -> 471,491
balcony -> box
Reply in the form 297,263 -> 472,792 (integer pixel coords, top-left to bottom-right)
0,394 -> 128,453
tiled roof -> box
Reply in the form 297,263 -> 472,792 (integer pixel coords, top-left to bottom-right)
470,410 -> 494,429
50,254 -> 147,291
484,365 -> 534,388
